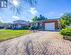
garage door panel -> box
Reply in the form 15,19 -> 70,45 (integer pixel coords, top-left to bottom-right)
45,23 -> 55,30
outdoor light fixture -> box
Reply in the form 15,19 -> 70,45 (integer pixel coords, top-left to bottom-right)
0,0 -> 7,8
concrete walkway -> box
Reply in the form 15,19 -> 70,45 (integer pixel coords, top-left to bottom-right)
0,31 -> 71,55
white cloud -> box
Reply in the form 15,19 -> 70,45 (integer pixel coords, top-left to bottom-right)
59,13 -> 64,16
28,7 -> 38,15
12,16 -> 20,20
10,0 -> 20,7
45,12 -> 55,18
0,17 -> 4,22
48,12 -> 64,16
46,12 -> 64,18
0,20 -> 4,22
47,12 -> 55,16
0,17 -> 2,19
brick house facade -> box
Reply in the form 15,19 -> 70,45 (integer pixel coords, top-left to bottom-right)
32,19 -> 60,31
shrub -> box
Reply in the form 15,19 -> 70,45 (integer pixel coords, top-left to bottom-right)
22,26 -> 30,30
60,13 -> 71,29
60,28 -> 71,36
30,26 -> 38,30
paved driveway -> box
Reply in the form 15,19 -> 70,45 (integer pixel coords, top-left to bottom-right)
0,31 -> 71,55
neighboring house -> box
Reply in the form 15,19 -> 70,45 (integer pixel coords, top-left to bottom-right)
0,23 -> 4,29
0,23 -> 12,29
31,18 -> 61,31
0,20 -> 31,30
0,23 -> 13,29
12,20 -> 30,29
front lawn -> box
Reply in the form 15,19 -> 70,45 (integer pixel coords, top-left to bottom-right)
0,30 -> 31,42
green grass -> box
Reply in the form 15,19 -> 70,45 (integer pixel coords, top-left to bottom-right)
0,30 -> 31,42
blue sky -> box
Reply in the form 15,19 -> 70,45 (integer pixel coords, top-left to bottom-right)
0,0 -> 71,23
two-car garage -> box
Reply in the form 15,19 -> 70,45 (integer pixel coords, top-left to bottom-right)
44,19 -> 59,31
45,23 -> 55,31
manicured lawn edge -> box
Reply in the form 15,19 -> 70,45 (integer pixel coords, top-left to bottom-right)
0,30 -> 32,42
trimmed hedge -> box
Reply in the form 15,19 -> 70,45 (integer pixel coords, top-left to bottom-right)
60,28 -> 71,36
